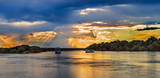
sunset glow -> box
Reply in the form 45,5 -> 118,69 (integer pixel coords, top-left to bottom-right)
0,31 -> 56,48
0,34 -> 20,48
68,22 -> 160,48
23,31 -> 57,46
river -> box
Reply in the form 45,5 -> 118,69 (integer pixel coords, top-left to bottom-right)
0,51 -> 159,78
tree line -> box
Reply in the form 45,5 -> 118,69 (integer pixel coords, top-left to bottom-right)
87,36 -> 160,51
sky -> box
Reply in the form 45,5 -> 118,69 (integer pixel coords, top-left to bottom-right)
0,0 -> 160,48
0,0 -> 160,25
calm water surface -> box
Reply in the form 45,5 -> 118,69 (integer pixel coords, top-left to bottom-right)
0,51 -> 160,78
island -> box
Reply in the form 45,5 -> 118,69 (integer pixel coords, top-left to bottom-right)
87,36 -> 160,51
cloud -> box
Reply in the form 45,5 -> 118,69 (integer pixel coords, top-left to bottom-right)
79,8 -> 105,15
0,0 -> 111,23
0,21 -> 46,27
0,20 -> 55,33
0,31 -> 57,48
71,4 -> 160,24
114,4 -> 131,7
1,2 -> 160,33
0,0 -> 159,24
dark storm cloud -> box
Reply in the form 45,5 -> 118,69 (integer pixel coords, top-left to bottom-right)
0,0 -> 159,24
71,4 -> 160,24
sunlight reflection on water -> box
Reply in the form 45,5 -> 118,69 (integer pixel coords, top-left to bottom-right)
0,51 -> 160,78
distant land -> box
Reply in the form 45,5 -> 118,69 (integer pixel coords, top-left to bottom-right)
87,36 -> 160,51
0,45 -> 85,54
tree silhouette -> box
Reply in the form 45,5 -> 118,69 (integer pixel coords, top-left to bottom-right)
87,36 -> 160,51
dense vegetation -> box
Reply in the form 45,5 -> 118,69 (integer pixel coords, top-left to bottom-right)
0,45 -> 43,54
0,45 -> 86,54
87,36 -> 160,51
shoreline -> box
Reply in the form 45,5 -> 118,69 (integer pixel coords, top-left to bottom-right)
87,36 -> 160,51
0,45 -> 86,54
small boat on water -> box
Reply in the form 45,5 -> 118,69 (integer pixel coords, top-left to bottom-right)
55,48 -> 61,54
86,49 -> 94,53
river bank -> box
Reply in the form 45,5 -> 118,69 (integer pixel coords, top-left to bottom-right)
0,45 -> 86,54
87,36 -> 160,51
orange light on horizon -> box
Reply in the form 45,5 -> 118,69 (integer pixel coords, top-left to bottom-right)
0,31 -> 57,48
68,22 -> 160,48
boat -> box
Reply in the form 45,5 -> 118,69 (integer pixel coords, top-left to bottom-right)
55,48 -> 61,54
86,49 -> 94,53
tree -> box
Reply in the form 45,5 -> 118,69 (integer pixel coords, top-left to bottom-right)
146,36 -> 157,45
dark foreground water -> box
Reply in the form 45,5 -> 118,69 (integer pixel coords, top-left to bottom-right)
0,51 -> 160,78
